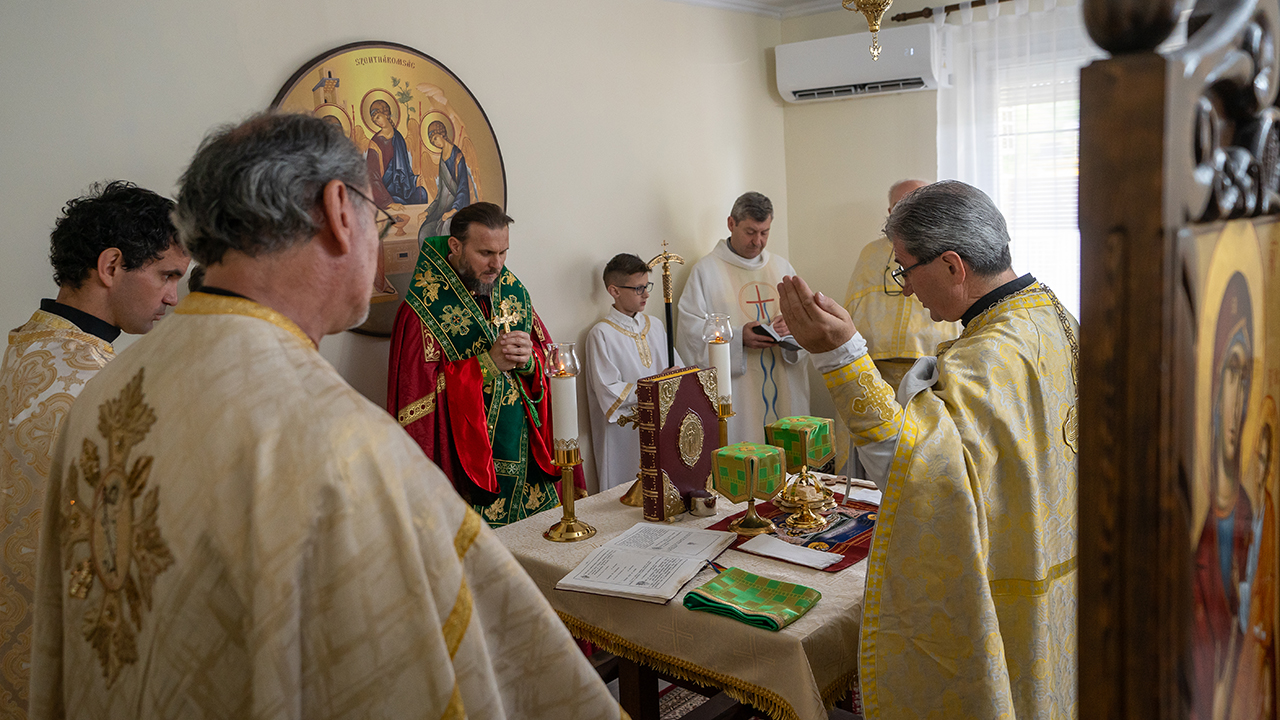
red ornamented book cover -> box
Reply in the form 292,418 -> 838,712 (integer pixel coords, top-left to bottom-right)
638,366 -> 720,522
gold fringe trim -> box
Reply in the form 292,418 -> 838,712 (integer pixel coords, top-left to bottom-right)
557,611 -> 804,720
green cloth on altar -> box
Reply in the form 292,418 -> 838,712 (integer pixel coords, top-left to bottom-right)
683,567 -> 821,631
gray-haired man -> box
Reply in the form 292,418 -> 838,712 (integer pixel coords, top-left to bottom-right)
778,180 -> 1078,719
676,191 -> 810,444
29,113 -> 621,720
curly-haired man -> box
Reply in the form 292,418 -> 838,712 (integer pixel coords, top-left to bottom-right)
0,180 -> 188,719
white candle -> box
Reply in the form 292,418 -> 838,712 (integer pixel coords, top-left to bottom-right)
708,340 -> 732,405
550,374 -> 578,441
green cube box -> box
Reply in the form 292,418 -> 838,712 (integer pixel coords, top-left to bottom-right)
713,442 -> 785,503
765,416 -> 834,472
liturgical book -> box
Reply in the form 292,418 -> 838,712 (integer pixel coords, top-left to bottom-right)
637,366 -> 720,522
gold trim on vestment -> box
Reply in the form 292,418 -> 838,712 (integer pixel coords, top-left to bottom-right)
606,383 -> 634,421
10,311 -> 115,358
398,395 -> 435,426
421,324 -> 441,362
556,611 -> 815,720
602,315 -> 653,369
988,556 -> 1078,597
439,682 -> 465,720
174,292 -> 313,348
454,508 -> 481,558
398,374 -> 447,427
443,576 -> 473,658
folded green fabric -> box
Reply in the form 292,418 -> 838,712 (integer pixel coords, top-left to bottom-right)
683,567 -> 821,631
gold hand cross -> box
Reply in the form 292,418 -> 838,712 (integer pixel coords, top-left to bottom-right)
493,297 -> 521,335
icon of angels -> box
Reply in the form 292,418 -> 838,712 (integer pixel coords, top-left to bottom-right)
272,41 -> 506,335
1190,220 -> 1278,720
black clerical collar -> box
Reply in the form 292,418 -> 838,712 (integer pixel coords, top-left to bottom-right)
960,274 -> 1036,327
40,299 -> 121,343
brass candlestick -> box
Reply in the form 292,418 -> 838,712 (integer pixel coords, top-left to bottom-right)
545,443 -> 596,542
718,401 -> 734,448
728,495 -> 776,536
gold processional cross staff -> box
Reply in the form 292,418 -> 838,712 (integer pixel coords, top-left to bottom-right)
648,237 -> 684,370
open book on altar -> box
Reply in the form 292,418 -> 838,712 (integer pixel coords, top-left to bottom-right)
555,524 -> 735,604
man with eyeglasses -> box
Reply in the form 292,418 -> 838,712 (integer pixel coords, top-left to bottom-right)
676,191 -> 809,444
834,179 -> 960,476
30,113 -> 621,720
778,180 -> 1078,719
388,201 -> 584,527
584,253 -> 682,490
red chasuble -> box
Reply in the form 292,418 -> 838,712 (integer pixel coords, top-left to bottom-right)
388,238 -> 584,527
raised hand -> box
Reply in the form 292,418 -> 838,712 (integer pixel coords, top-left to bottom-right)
776,275 -> 857,354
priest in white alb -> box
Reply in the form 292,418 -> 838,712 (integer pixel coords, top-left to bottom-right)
585,253 -> 681,490
29,113 -> 623,720
676,192 -> 809,444
779,181 -> 1077,719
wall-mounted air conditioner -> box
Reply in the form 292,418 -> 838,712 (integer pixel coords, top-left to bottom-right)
775,24 -> 946,103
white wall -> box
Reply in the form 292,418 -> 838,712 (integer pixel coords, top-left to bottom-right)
0,0 -> 787,492
779,2 -> 937,421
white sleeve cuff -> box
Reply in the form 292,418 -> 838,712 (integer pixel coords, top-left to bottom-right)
812,333 -> 868,374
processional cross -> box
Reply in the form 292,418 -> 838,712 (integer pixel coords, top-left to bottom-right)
648,236 -> 685,369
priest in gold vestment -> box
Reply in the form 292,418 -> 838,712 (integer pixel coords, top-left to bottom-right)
781,180 -> 1077,719
29,114 -> 622,720
836,179 -> 960,475
1,181 -> 187,720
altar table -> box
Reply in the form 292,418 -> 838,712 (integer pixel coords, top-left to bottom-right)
493,484 -> 867,720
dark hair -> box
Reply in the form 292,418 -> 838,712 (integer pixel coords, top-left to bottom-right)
883,180 -> 1012,276
603,253 -> 650,287
187,264 -> 206,293
730,192 -> 772,223
427,121 -> 447,141
450,202 -> 513,242
370,100 -> 392,118
173,112 -> 368,265
49,180 -> 177,289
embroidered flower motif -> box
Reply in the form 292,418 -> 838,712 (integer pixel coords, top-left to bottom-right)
59,369 -> 174,687
437,304 -> 473,337
414,268 -> 443,302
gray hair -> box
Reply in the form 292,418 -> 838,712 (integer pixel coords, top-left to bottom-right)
729,192 -> 773,223
173,112 -> 369,265
883,180 -> 1012,276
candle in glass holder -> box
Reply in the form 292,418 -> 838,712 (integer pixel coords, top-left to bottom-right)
701,313 -> 734,405
546,342 -> 580,442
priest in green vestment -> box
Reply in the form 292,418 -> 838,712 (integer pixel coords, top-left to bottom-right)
780,180 -> 1078,720
29,113 -> 622,720
388,202 -> 583,527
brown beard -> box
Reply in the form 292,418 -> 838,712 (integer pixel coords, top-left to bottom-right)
448,255 -> 495,296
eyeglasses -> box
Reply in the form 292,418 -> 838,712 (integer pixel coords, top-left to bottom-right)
890,256 -> 938,288
344,184 -> 395,240
614,282 -> 654,296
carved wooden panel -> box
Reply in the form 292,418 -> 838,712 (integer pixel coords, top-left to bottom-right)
1080,1 -> 1280,718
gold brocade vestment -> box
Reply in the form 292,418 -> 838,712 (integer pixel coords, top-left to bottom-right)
0,310 -> 113,720
826,283 -> 1078,719
29,292 -> 622,720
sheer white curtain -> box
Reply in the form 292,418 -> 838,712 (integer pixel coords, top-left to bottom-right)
935,0 -> 1104,316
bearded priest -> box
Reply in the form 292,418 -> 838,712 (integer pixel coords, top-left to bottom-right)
388,202 -> 584,527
